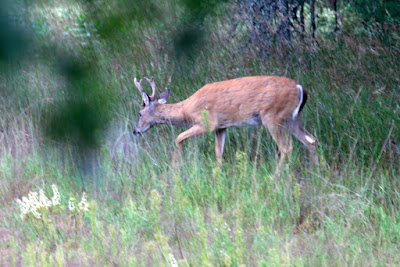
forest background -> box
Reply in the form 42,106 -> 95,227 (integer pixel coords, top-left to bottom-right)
0,0 -> 400,265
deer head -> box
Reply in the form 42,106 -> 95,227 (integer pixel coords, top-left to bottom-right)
133,77 -> 170,135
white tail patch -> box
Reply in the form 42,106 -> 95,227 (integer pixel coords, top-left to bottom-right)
293,84 -> 304,119
305,135 -> 315,144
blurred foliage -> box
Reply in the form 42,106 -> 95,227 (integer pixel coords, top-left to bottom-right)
0,0 -> 28,63
44,59 -> 111,148
348,0 -> 400,23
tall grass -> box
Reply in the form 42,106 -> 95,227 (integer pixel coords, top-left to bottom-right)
1,0 -> 400,265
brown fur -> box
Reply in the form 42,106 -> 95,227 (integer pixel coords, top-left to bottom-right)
134,76 -> 318,175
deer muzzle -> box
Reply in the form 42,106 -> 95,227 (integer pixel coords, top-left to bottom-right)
132,129 -> 142,136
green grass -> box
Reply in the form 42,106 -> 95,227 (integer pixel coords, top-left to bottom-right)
2,144 -> 400,265
1,0 -> 400,265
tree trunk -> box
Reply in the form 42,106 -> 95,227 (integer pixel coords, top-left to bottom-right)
310,0 -> 316,39
279,0 -> 291,41
333,0 -> 338,32
372,0 -> 376,21
299,0 -> 305,37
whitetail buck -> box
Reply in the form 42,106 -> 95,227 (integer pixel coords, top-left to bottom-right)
133,76 -> 318,175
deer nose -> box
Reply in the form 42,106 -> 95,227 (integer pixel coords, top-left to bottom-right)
133,129 -> 142,136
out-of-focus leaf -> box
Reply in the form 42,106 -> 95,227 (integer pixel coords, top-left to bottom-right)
85,0 -> 162,38
0,0 -> 29,63
174,25 -> 204,58
44,58 -> 111,149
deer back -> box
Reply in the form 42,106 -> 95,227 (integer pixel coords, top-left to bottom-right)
180,76 -> 302,130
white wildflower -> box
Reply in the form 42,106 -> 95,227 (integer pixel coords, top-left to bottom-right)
28,191 -> 42,218
16,197 -> 30,218
68,197 -> 76,211
28,191 -> 40,207
31,208 -> 42,218
168,253 -> 178,267
51,184 -> 60,206
39,189 -> 52,208
78,192 -> 89,212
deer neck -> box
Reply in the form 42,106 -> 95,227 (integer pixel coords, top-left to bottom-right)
157,102 -> 189,127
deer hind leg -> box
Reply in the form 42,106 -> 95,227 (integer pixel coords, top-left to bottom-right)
262,117 -> 293,176
215,128 -> 227,167
286,119 -> 318,165
173,125 -> 207,165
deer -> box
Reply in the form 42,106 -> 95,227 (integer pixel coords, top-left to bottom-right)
133,76 -> 318,175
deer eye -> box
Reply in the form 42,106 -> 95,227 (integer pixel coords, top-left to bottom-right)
139,112 -> 142,117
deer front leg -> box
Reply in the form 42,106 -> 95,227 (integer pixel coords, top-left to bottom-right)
215,128 -> 226,167
173,125 -> 207,166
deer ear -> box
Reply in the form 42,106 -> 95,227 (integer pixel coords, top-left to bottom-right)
142,92 -> 150,106
157,88 -> 170,104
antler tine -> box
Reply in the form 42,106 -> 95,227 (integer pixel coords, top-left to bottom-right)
144,77 -> 156,100
134,77 -> 144,94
